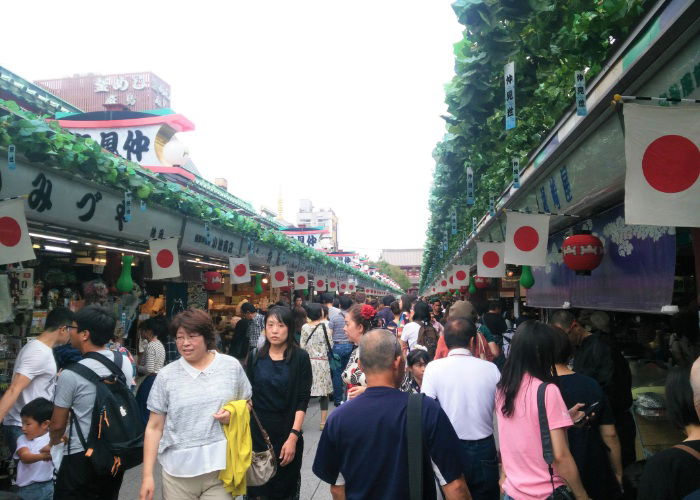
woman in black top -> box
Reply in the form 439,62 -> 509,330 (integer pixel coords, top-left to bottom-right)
638,366 -> 700,500
246,306 -> 312,499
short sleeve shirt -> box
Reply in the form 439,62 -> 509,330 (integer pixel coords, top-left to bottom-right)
400,322 -> 421,350
14,433 -> 53,487
53,350 -> 135,454
496,375 -> 573,500
313,387 -> 464,499
4,340 -> 57,427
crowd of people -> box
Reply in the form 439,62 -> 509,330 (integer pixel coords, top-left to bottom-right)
0,291 -> 697,499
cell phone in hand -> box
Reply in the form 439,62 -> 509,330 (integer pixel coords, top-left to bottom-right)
584,401 -> 601,417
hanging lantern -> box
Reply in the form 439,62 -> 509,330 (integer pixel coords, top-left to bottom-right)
474,276 -> 490,289
468,276 -> 477,295
254,274 -> 263,295
519,265 -> 535,289
562,232 -> 604,276
204,271 -> 223,291
115,255 -> 134,293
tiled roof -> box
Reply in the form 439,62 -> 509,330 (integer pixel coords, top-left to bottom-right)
380,249 -> 423,267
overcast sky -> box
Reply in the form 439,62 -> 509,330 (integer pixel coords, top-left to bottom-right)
4,0 -> 462,259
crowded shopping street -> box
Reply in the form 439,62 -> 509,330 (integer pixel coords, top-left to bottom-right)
0,0 -> 699,499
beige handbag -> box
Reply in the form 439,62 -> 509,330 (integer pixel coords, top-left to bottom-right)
246,407 -> 277,486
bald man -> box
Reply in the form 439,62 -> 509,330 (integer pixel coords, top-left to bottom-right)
692,356 -> 700,419
313,329 -> 470,500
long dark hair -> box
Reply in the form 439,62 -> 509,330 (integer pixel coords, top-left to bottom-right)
497,320 -> 559,417
400,294 -> 415,314
261,306 -> 298,361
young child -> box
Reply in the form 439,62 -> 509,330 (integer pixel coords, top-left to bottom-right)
14,397 -> 54,500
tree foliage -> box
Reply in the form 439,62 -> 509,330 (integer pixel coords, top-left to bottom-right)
370,260 -> 412,291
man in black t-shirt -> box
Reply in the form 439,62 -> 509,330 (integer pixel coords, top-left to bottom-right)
313,329 -> 469,499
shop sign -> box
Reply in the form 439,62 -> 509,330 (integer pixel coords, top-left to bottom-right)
0,160 -> 182,242
93,74 -> 171,108
69,124 -> 161,166
181,220 -> 277,266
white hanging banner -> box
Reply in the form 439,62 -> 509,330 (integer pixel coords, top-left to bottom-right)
452,265 -> 470,286
327,278 -> 338,292
314,275 -> 327,291
270,266 -> 288,288
0,199 -> 35,266
294,272 -> 308,290
623,104 -> 700,227
348,283 -> 356,293
339,282 -> 349,294
228,256 -> 250,285
438,277 -> 449,293
149,238 -> 180,280
504,212 -> 550,266
477,242 -> 505,278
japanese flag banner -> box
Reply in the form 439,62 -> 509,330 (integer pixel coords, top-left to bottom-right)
0,199 -> 35,266
294,272 -> 308,290
328,279 -> 338,292
431,285 -> 437,295
438,278 -> 449,293
452,265 -> 470,286
314,275 -> 327,291
505,212 -> 550,266
149,238 -> 180,280
477,242 -> 505,278
624,104 -> 700,227
228,256 -> 250,285
270,266 -> 288,288
348,283 -> 356,293
339,282 -> 349,294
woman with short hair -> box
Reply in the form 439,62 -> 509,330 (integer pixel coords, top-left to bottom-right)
300,303 -> 333,430
246,306 -> 312,500
400,348 -> 430,394
139,309 -> 252,500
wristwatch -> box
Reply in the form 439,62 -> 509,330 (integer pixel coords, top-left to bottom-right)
290,429 -> 302,438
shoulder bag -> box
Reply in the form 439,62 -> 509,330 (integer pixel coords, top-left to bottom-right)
407,392 -> 424,500
245,349 -> 277,486
319,323 -> 342,372
537,383 -> 575,500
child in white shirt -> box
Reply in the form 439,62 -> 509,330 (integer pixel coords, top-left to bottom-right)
14,397 -> 54,500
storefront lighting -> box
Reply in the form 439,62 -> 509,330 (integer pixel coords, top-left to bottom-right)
262,278 -> 269,284
97,244 -> 149,255
29,232 -> 69,243
44,245 -> 72,253
186,259 -> 227,268
32,244 -> 40,249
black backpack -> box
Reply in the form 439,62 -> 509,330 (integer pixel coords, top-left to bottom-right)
65,351 -> 144,476
417,323 -> 439,360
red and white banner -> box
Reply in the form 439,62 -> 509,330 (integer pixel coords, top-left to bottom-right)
0,199 -> 35,266
149,238 -> 180,280
438,277 -> 449,293
270,266 -> 288,288
505,212 -> 550,266
294,272 -> 308,290
314,275 -> 327,291
624,104 -> 700,227
348,283 -> 356,293
477,242 -> 505,278
339,282 -> 349,294
452,265 -> 470,286
228,256 -> 250,285
327,278 -> 338,292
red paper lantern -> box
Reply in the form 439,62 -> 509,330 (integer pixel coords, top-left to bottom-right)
204,271 -> 223,291
474,276 -> 490,289
562,232 -> 604,276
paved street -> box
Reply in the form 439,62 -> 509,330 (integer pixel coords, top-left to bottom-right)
119,399 -> 333,500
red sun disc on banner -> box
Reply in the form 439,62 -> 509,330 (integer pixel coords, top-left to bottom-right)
441,280 -> 447,287
234,264 -> 247,276
275,271 -> 285,282
0,217 -> 21,247
455,270 -> 467,281
156,249 -> 174,268
297,275 -> 306,284
330,281 -> 336,288
642,135 -> 700,193
316,280 -> 324,287
482,251 -> 500,268
514,226 -> 539,251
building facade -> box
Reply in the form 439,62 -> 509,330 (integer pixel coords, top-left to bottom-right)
297,199 -> 338,251
379,249 -> 423,294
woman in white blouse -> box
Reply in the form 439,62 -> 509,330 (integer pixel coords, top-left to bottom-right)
139,309 -> 252,500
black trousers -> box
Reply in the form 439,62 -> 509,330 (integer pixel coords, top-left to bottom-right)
54,452 -> 124,500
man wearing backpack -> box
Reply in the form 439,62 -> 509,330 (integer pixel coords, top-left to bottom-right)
50,305 -> 136,500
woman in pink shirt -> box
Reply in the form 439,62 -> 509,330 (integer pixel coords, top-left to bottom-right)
496,321 -> 589,500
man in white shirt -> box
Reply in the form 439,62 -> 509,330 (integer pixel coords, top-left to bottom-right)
0,307 -> 75,455
422,317 -> 501,500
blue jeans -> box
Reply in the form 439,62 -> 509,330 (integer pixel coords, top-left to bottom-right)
331,343 -> 354,405
18,480 -> 53,500
458,435 -> 499,500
